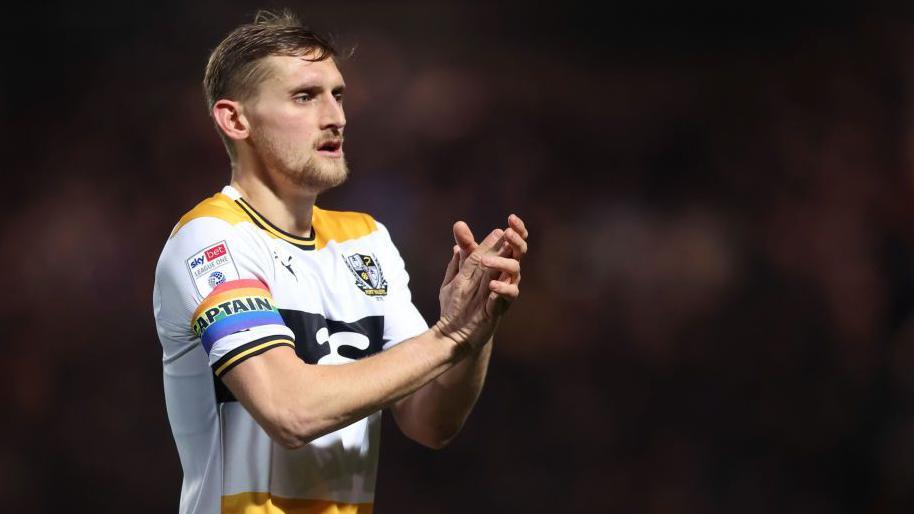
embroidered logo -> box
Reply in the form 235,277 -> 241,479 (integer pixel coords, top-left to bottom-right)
343,253 -> 388,297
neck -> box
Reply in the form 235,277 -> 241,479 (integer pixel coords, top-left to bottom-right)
230,163 -> 318,238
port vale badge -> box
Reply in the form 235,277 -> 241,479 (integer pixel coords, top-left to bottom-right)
344,253 -> 388,298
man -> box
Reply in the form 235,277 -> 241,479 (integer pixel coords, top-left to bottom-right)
152,10 -> 528,514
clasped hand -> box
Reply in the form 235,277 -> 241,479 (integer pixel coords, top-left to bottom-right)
435,214 -> 529,351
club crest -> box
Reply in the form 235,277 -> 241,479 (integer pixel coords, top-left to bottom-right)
344,253 -> 388,297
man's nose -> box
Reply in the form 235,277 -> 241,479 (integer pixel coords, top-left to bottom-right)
320,95 -> 346,130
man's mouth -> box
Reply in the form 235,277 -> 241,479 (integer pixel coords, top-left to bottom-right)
316,138 -> 343,157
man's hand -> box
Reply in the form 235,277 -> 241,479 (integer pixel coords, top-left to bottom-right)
216,214 -> 528,449
435,214 -> 529,352
488,213 -> 528,315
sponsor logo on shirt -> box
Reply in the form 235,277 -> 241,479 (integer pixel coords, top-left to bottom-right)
206,243 -> 227,261
273,249 -> 297,280
186,240 -> 240,296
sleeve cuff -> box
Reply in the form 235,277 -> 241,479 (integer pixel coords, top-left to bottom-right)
212,336 -> 295,377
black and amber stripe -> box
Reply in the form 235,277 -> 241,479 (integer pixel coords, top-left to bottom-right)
171,191 -> 377,249
235,198 -> 316,251
211,336 -> 295,377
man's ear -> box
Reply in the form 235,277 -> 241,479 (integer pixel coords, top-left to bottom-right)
212,99 -> 250,141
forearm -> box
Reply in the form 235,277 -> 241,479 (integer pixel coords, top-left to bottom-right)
393,336 -> 493,448
225,218 -> 526,450
224,325 -> 465,448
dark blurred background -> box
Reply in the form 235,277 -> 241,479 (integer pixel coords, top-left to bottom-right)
5,1 -> 914,512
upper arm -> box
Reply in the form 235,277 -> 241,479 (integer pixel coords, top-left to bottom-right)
219,344 -> 309,448
157,218 -> 293,362
155,218 -> 303,444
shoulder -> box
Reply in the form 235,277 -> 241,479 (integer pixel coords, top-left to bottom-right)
160,192 -> 259,269
156,192 -> 270,299
312,206 -> 381,249
169,191 -> 249,238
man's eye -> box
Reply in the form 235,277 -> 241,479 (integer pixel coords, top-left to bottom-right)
334,93 -> 344,103
294,94 -> 312,103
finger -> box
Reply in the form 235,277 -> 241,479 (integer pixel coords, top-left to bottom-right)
486,281 -> 519,316
508,213 -> 529,240
441,245 -> 460,287
488,234 -> 516,282
454,221 -> 479,270
489,279 -> 520,299
480,255 -> 520,277
476,228 -> 505,255
498,240 -> 512,257
458,228 -> 505,283
453,221 -> 478,254
502,228 -> 528,258
493,270 -> 522,287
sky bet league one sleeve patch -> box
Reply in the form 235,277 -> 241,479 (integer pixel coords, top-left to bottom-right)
186,241 -> 240,297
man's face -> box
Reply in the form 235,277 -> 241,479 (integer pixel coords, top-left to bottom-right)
244,53 -> 348,192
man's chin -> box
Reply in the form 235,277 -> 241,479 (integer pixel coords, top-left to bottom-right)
283,160 -> 349,193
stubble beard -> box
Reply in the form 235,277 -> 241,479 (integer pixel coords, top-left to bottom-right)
252,129 -> 349,193
284,153 -> 349,192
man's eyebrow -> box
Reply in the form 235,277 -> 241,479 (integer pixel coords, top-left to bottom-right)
290,85 -> 321,95
289,83 -> 345,95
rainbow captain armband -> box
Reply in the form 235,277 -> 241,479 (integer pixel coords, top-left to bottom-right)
191,279 -> 294,376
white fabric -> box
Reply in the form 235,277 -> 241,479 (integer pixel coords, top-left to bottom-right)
153,186 -> 429,514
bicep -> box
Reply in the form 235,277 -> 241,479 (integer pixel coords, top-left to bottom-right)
220,345 -> 308,448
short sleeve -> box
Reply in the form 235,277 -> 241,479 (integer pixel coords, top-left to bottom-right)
375,222 -> 429,349
154,217 -> 295,377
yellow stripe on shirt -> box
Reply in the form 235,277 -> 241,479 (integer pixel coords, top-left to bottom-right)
170,193 -> 249,237
170,191 -> 378,250
222,492 -> 373,514
312,206 -> 376,250
213,339 -> 294,377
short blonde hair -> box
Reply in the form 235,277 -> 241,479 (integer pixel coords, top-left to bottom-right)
202,10 -> 338,160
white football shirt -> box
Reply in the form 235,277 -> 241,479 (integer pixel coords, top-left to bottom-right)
153,185 -> 428,514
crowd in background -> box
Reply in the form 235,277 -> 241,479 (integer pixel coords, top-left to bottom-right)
3,3 -> 914,512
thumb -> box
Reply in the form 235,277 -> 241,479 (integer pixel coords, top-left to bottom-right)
453,221 -> 478,254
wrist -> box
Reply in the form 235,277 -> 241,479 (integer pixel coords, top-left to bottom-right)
432,318 -> 470,361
